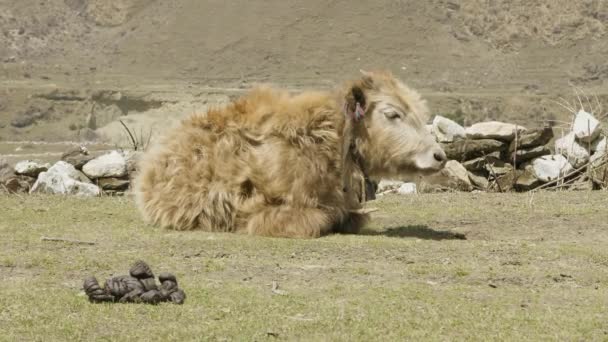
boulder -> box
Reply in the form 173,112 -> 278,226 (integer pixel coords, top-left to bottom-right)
441,139 -> 506,161
467,171 -> 489,190
510,146 -> 551,163
492,169 -> 519,192
531,155 -> 574,182
30,161 -> 100,196
514,170 -> 543,191
14,160 -> 50,178
509,125 -> 553,152
572,110 -> 601,143
82,151 -> 128,179
491,169 -> 540,192
421,160 -> 472,191
465,121 -> 526,141
97,177 -> 130,191
3,175 -> 36,194
460,152 -> 501,172
432,116 -> 466,143
483,157 -> 514,176
555,132 -> 590,168
462,157 -> 487,172
397,182 -> 417,195
61,146 -> 93,170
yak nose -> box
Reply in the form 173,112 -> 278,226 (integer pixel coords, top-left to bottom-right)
433,150 -> 447,165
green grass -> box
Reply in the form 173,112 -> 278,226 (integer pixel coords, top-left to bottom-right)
1,192 -> 607,341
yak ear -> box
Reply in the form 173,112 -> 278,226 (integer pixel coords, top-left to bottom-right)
344,84 -> 368,122
350,85 -> 366,108
359,69 -> 374,88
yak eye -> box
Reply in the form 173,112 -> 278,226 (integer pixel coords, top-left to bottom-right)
384,111 -> 401,120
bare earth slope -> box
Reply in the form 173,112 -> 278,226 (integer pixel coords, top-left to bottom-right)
1,0 -> 608,143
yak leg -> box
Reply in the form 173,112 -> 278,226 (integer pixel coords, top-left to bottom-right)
245,205 -> 333,238
332,212 -> 370,235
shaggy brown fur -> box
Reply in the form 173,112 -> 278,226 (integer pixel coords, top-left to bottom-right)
134,70 -> 446,238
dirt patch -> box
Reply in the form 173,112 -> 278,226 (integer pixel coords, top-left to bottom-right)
1,0 -> 607,143
448,0 -> 608,50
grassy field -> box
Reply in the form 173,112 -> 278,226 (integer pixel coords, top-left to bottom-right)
1,191 -> 607,341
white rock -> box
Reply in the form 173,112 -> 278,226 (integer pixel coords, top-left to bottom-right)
82,150 -> 128,179
572,110 -> 601,143
432,116 -> 466,143
377,180 -> 404,193
554,132 -> 590,168
397,182 -> 417,195
30,161 -> 100,196
531,155 -> 574,182
591,135 -> 607,153
14,160 -> 50,177
465,121 -> 526,141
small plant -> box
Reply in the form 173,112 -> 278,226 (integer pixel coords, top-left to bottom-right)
119,120 -> 153,151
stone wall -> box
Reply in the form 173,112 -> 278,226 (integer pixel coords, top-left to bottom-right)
379,110 -> 607,195
1,111 -> 606,197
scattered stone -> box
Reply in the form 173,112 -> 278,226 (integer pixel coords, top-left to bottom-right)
491,169 -> 516,192
82,151 -> 128,179
422,160 -> 472,191
510,146 -> 551,163
432,115 -> 466,143
14,160 -> 50,178
61,146 -> 93,170
30,161 -> 100,196
465,121 -> 526,141
461,152 -> 501,172
377,180 -> 404,193
468,171 -> 489,190
514,169 -> 543,191
509,125 -> 553,152
397,182 -> 417,195
555,132 -> 590,168
492,168 -> 542,192
572,110 -> 601,143
441,139 -> 506,161
484,157 -> 514,176
592,135 -> 607,153
3,175 -> 36,194
463,157 -> 486,172
97,177 -> 130,191
531,155 -> 574,182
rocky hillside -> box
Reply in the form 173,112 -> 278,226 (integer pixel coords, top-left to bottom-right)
1,0 -> 607,143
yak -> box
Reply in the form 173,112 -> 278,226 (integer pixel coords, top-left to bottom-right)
134,70 -> 447,238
